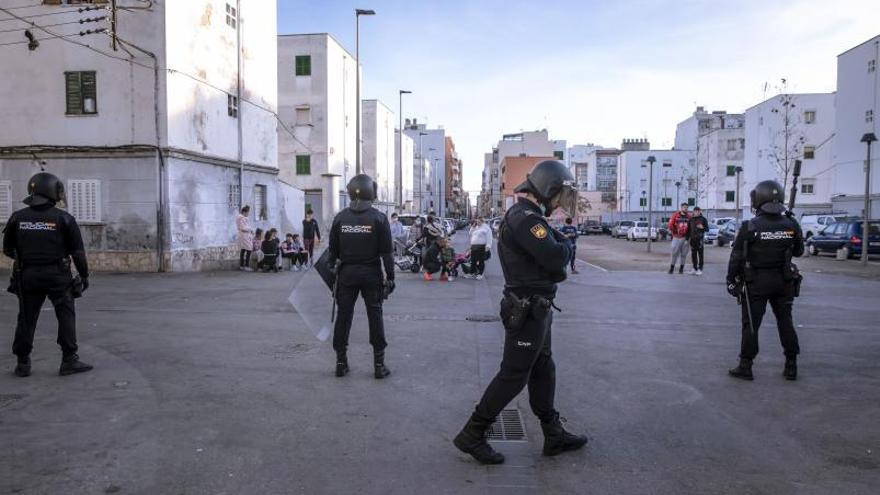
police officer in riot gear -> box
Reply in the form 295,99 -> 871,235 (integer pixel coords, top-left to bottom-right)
328,174 -> 395,379
3,173 -> 92,377
453,160 -> 587,465
727,180 -> 804,381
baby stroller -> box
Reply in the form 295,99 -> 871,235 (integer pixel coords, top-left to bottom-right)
394,239 -> 421,273
456,251 -> 473,275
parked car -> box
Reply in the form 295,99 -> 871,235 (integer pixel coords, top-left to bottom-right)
601,222 -> 613,235
627,221 -> 658,241
703,224 -> 721,245
397,213 -> 425,227
711,217 -> 736,228
806,220 -> 880,257
578,221 -> 603,235
800,214 -> 848,239
442,218 -> 455,236
611,221 -> 635,238
717,220 -> 741,247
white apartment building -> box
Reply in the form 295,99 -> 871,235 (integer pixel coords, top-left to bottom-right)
617,150 -> 696,223
479,130 -> 556,216
278,33 -> 357,226
361,99 -> 395,213
395,130 -> 415,212
832,35 -> 880,217
744,93 -> 836,213
0,0 -> 296,272
402,119 -> 445,215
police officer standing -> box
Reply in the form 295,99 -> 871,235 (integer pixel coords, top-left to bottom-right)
453,160 -> 587,465
727,180 -> 804,381
328,174 -> 395,379
3,173 -> 92,377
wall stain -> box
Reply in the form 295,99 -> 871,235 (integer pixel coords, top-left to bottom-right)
200,4 -> 213,27
192,108 -> 208,151
103,214 -> 153,251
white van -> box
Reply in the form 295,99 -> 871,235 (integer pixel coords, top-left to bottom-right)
800,214 -> 847,239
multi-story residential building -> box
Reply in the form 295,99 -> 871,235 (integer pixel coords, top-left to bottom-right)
617,149 -> 696,224
482,130 -> 557,214
395,130 -> 415,212
481,151 -> 502,216
500,155 -> 555,210
361,99 -> 395,214
0,1 -> 296,272
278,33 -> 357,226
402,119 -> 444,215
444,137 -> 464,218
744,94 -> 836,214
832,35 -> 880,217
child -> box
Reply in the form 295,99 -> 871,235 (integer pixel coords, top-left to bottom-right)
259,229 -> 280,272
560,217 -> 579,274
281,233 -> 307,271
439,237 -> 457,282
251,228 -> 265,269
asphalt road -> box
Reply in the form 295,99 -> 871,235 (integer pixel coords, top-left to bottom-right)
1,232 -> 878,494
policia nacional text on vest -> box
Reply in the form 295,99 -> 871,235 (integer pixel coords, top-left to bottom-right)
327,174 -> 395,379
3,173 -> 93,378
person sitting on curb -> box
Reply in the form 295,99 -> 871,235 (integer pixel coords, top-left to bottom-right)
422,236 -> 443,281
439,237 -> 457,282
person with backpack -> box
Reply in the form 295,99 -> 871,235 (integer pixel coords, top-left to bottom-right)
667,203 -> 691,274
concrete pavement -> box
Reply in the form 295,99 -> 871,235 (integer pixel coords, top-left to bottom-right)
1,231 -> 878,494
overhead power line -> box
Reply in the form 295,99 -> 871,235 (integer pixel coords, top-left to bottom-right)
0,15 -> 105,33
0,5 -> 102,22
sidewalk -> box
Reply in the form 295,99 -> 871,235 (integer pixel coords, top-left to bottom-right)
1,231 -> 878,494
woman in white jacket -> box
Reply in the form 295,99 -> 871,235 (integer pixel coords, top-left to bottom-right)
236,205 -> 255,271
467,219 -> 492,279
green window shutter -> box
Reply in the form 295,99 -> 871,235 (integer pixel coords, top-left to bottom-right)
725,191 -> 736,202
726,165 -> 736,176
80,71 -> 97,114
295,55 -> 311,76
687,198 -> 695,206
65,72 -> 82,115
296,155 -> 311,175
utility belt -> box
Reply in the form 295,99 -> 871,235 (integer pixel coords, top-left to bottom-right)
17,258 -> 71,271
499,290 -> 557,331
7,257 -> 83,298
742,262 -> 802,298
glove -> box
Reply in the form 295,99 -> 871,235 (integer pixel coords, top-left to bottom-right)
726,278 -> 739,298
385,279 -> 395,295
82,277 -> 89,293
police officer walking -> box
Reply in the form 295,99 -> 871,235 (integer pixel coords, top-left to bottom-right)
3,173 -> 92,377
727,180 -> 803,381
453,160 -> 587,465
328,174 -> 395,379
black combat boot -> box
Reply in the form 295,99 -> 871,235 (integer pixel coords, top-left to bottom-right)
59,355 -> 93,376
14,356 -> 31,378
373,350 -> 391,379
668,264 -> 674,274
783,356 -> 797,381
335,352 -> 349,377
728,358 -> 753,381
540,412 -> 588,457
453,414 -> 505,465
678,264 -> 685,274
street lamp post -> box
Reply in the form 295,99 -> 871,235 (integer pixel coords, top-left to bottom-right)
861,132 -> 877,266
647,155 -> 656,253
675,180 -> 682,208
397,90 -> 411,208
354,8 -> 375,174
735,166 -> 743,222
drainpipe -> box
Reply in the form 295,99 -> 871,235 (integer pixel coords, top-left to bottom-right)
237,0 -> 244,210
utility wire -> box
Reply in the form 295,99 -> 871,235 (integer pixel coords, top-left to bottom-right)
0,29 -> 99,46
0,16 -> 105,33
0,6 -> 101,22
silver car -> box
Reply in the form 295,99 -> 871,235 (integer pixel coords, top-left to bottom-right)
612,221 -> 635,238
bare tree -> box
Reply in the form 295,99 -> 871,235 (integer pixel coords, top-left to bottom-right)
765,83 -> 806,199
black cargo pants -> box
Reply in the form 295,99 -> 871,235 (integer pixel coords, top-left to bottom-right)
740,269 -> 799,360
332,266 -> 387,353
13,265 -> 78,359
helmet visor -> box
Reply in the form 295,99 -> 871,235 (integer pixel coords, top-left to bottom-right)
550,181 -> 578,216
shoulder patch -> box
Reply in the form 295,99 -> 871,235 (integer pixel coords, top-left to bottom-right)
530,223 -> 548,239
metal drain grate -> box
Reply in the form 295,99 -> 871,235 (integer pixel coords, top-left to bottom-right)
0,394 -> 26,410
487,409 -> 526,441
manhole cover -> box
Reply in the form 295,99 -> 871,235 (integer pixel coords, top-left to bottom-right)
487,409 -> 526,441
466,314 -> 500,322
0,394 -> 26,410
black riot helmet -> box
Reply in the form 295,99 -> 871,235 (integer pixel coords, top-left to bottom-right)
750,180 -> 786,214
24,172 -> 65,206
347,174 -> 377,211
513,160 -> 577,214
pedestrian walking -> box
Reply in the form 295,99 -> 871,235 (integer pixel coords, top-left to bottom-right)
328,174 -> 395,379
687,207 -> 709,275
727,180 -> 803,381
236,205 -> 254,271
667,203 -> 691,274
3,173 -> 93,377
466,218 -> 491,280
302,209 -> 321,267
559,217 -> 579,274
453,160 -> 587,465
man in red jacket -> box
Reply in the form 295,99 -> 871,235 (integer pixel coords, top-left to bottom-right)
667,203 -> 691,274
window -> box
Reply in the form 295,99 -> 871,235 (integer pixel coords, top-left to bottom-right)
869,59 -> 876,73
803,145 -> 816,159
725,191 -> 735,202
801,183 -> 814,194
296,155 -> 311,175
295,55 -> 311,76
661,198 -> 672,207
726,165 -> 737,176
759,116 -> 763,126
491,169 -> 498,178
68,179 -> 102,222
687,198 -> 695,206
225,3 -> 237,28
662,160 -> 672,167
228,184 -> 241,210
804,110 -> 816,124
639,198 -> 647,207
295,106 -> 311,126
867,110 -> 874,123
65,71 -> 97,115
0,181 -> 11,221
553,150 -> 564,160
727,139 -> 736,151
227,94 -> 238,118
253,185 -> 267,221
496,200 -> 501,208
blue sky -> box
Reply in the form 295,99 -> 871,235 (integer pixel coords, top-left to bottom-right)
278,0 -> 879,195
